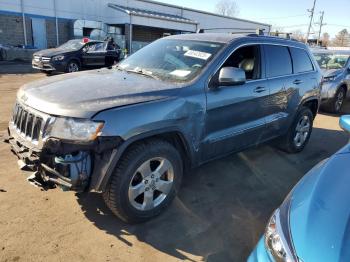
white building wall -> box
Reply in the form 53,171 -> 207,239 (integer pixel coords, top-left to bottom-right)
183,9 -> 270,33
0,0 -> 269,32
0,0 -> 269,33
131,16 -> 196,32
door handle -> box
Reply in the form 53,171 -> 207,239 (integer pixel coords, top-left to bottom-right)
254,86 -> 267,93
293,79 -> 303,85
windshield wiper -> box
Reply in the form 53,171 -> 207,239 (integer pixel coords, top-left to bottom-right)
125,68 -> 160,80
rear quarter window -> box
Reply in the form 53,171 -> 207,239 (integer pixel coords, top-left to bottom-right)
264,45 -> 293,78
290,47 -> 314,73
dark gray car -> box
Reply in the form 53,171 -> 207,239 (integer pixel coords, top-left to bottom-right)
312,49 -> 350,113
5,33 -> 322,223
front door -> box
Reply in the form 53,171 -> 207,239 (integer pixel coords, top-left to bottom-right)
82,42 -> 107,67
202,44 -> 270,161
31,18 -> 47,49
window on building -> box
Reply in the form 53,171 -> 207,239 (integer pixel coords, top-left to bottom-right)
265,45 -> 292,77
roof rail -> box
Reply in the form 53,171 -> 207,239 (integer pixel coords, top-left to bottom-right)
197,27 -> 265,34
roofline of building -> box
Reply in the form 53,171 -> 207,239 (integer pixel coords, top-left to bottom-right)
135,0 -> 271,28
108,3 -> 199,26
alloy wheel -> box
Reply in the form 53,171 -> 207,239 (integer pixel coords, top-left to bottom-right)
335,90 -> 344,112
294,115 -> 311,148
68,62 -> 79,72
128,157 -> 174,211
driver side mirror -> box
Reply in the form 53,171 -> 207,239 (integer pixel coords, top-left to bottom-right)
218,67 -> 246,86
340,115 -> 350,133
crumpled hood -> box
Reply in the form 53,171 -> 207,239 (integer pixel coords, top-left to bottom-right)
322,68 -> 344,78
290,145 -> 350,262
17,68 -> 181,118
33,48 -> 76,57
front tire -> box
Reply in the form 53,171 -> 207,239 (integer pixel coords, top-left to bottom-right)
66,60 -> 80,73
323,87 -> 346,114
103,139 -> 183,223
278,107 -> 314,153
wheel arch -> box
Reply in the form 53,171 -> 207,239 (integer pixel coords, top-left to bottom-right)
67,57 -> 81,67
300,97 -> 319,119
338,83 -> 348,96
95,128 -> 194,192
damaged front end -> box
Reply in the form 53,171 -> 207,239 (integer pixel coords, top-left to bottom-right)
4,101 -> 120,192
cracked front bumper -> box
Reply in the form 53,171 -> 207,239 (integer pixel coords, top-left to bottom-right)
5,127 -> 93,191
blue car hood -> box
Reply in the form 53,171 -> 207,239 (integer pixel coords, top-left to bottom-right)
290,144 -> 350,261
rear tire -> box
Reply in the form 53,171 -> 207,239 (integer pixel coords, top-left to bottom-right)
323,87 -> 346,114
277,107 -> 314,153
103,139 -> 183,224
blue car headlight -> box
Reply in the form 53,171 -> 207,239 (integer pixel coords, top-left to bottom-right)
52,55 -> 65,61
264,195 -> 298,262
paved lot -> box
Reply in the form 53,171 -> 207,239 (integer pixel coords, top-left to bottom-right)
0,66 -> 350,262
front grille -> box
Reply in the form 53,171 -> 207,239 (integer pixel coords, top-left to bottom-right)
12,103 -> 44,142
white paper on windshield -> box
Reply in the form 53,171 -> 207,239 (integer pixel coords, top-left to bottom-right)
170,70 -> 191,77
184,50 -> 211,60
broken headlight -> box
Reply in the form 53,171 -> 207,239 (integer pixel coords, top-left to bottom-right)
44,117 -> 104,142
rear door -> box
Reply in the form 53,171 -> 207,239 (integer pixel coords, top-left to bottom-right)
263,45 -> 318,138
262,44 -> 295,138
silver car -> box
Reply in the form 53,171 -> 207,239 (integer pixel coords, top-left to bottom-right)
312,49 -> 350,113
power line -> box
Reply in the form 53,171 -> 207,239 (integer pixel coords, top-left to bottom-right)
256,14 -> 306,20
326,24 -> 350,28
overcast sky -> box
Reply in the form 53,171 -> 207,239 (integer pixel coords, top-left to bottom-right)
158,0 -> 349,38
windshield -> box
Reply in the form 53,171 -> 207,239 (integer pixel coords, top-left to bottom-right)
57,40 -> 85,51
118,39 -> 224,82
313,52 -> 350,70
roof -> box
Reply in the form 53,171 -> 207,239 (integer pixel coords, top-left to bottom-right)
136,0 -> 271,28
167,33 -> 308,48
108,3 -> 197,24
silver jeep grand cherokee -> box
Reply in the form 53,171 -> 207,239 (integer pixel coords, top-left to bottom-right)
312,49 -> 350,113
5,33 -> 322,223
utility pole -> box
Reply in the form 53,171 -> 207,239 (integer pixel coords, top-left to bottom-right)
316,11 -> 326,46
305,0 -> 317,44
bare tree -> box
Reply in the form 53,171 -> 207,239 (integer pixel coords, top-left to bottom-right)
332,29 -> 350,47
291,29 -> 305,42
270,25 -> 284,36
215,0 -> 239,17
321,32 -> 330,47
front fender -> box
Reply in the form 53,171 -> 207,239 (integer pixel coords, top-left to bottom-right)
90,96 -> 206,191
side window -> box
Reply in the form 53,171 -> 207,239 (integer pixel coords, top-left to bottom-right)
290,48 -> 314,73
264,45 -> 292,78
87,43 -> 106,52
221,45 -> 261,80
